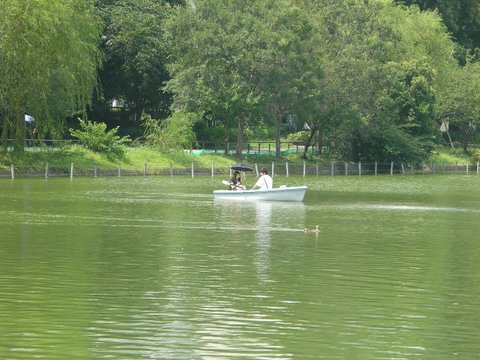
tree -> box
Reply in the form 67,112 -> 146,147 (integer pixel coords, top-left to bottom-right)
143,111 -> 199,151
301,0 -> 457,162
0,0 -> 102,151
165,0 -> 267,156
253,1 -> 324,157
437,61 -> 480,153
95,0 -> 172,121
166,0 -> 324,157
394,0 -> 480,51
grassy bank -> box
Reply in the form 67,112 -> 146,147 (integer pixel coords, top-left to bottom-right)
0,145 -> 237,172
0,145 -> 478,173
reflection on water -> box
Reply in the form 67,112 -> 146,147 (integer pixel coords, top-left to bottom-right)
0,177 -> 480,359
255,202 -> 272,284
309,203 -> 480,213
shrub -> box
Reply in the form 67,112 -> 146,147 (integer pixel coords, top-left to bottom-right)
473,150 -> 480,162
285,130 -> 311,145
69,120 -> 130,160
143,111 -> 199,151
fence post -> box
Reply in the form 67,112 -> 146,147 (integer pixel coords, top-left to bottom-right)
211,162 -> 215,177
144,163 -> 147,176
117,164 -> 121,177
401,163 -> 405,175
422,162 -> 425,175
170,163 -> 174,177
255,163 -> 259,177
432,162 -> 435,174
374,161 -> 377,176
286,162 -> 289,177
345,162 -> 348,176
358,161 -> 361,176
303,161 -> 306,177
477,161 -> 479,175
10,165 -> 14,180
191,163 -> 194,178
70,163 -> 74,180
272,162 -> 275,177
331,162 -> 334,176
466,163 -> 469,175
316,162 -> 319,176
94,165 -> 98,177
45,162 -> 49,179
390,162 -> 394,176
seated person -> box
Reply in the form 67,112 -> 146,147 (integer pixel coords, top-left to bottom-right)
229,170 -> 245,190
252,167 -> 273,190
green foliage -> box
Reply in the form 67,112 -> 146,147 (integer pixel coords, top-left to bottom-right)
383,59 -> 437,137
437,61 -> 480,152
0,0 -> 102,150
143,111 -> 199,151
70,120 -> 130,161
247,125 -> 275,141
394,0 -> 480,51
4,0 -> 478,164
429,148 -> 474,164
285,131 -> 310,145
298,0 -> 458,162
365,126 -> 433,164
165,0 -> 324,156
95,0 -> 172,120
195,126 -> 226,144
473,150 -> 480,162
195,125 -> 250,144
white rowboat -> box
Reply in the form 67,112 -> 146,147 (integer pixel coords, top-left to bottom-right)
213,186 -> 307,202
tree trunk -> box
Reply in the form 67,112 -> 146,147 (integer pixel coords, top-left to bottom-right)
223,120 -> 230,155
235,113 -> 245,157
14,111 -> 25,153
303,128 -> 316,158
1,117 -> 11,151
275,118 -> 282,157
463,131 -> 469,154
316,128 -> 323,154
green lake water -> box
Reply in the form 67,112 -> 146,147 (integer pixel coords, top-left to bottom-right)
0,175 -> 479,359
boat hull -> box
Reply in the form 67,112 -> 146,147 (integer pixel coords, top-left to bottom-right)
213,186 -> 307,202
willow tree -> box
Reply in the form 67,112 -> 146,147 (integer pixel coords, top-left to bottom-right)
0,0 -> 102,152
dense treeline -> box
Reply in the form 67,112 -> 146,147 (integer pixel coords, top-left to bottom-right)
1,0 -> 480,162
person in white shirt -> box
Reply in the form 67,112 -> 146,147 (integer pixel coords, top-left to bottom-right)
252,167 -> 273,190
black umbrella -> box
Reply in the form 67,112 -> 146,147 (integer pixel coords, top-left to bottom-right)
231,163 -> 254,172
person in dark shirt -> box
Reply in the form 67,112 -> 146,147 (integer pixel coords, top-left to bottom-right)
229,170 -> 245,190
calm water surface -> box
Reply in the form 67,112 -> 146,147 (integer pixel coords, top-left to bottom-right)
0,175 -> 479,359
